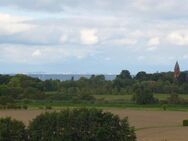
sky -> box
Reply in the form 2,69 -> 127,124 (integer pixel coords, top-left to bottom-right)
0,0 -> 188,74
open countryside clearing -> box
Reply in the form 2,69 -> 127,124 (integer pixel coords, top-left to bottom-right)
0,109 -> 187,141
107,109 -> 188,141
94,94 -> 188,101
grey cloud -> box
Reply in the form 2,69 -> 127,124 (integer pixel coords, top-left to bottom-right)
0,0 -> 64,12
0,0 -> 188,67
0,0 -> 131,14
1,0 -> 188,19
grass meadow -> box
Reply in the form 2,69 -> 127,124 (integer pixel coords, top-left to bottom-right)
14,93 -> 188,111
94,93 -> 188,101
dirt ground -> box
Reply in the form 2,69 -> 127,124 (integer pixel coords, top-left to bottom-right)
106,109 -> 188,141
0,109 -> 188,141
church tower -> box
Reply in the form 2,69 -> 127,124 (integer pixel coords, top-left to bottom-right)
174,61 -> 180,80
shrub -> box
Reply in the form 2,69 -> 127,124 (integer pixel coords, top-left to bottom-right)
6,104 -> 21,109
0,96 -> 15,105
162,104 -> 167,111
37,106 -> 44,109
78,93 -> 96,102
0,105 -> 6,110
167,94 -> 186,104
132,84 -> 158,104
45,106 -> 52,110
22,105 -> 28,110
0,117 -> 27,141
23,87 -> 45,99
183,120 -> 188,126
29,108 -> 136,141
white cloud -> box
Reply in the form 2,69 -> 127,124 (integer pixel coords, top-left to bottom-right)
167,32 -> 188,45
134,0 -> 173,11
133,0 -> 188,17
1,0 -> 188,73
130,30 -> 144,38
0,13 -> 35,35
32,49 -> 42,57
1,46 -> 32,63
111,38 -> 137,46
147,37 -> 160,46
146,37 -> 160,51
183,55 -> 188,59
168,56 -> 174,60
147,46 -> 157,51
0,13 -> 26,22
138,56 -> 145,61
105,57 -> 111,61
59,35 -> 68,44
80,29 -> 99,45
0,44 -> 95,64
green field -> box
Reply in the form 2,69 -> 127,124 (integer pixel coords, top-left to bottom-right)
8,93 -> 188,111
18,101 -> 188,111
15,93 -> 188,111
94,94 -> 188,101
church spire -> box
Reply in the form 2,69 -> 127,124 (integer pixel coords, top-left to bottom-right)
174,61 -> 180,80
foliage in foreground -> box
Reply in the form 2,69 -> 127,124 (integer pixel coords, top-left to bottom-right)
0,117 -> 27,141
29,108 -> 136,141
0,108 -> 136,141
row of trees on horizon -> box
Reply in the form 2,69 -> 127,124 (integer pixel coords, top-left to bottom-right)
0,70 -> 187,105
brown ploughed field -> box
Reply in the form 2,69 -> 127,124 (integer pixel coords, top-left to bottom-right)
0,109 -> 188,141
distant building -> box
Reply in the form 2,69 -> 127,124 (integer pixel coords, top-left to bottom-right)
174,61 -> 180,79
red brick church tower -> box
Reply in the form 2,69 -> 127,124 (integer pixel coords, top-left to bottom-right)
174,61 -> 180,80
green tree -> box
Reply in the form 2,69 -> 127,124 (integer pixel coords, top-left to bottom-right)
113,70 -> 133,92
29,108 -> 136,141
117,70 -> 132,80
0,117 -> 27,141
44,80 -> 60,91
8,77 -> 21,87
0,85 -> 23,99
133,84 -> 158,104
135,71 -> 147,81
177,72 -> 188,84
23,87 -> 45,99
0,75 -> 12,85
0,96 -> 15,105
167,94 -> 186,104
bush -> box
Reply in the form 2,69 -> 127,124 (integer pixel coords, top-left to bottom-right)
0,117 -> 27,141
23,87 -> 45,99
6,104 -> 21,109
22,105 -> 28,110
0,96 -> 15,105
132,84 -> 158,104
37,106 -> 44,109
0,105 -> 6,110
167,94 -> 187,104
78,93 -> 96,102
29,108 -> 136,141
162,104 -> 167,111
45,106 -> 52,110
183,120 -> 188,126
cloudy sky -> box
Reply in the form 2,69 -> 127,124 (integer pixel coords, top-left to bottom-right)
0,0 -> 188,74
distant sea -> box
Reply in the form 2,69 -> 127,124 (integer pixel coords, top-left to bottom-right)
27,74 -> 117,81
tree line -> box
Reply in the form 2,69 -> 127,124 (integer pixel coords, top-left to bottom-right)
0,70 -> 188,105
